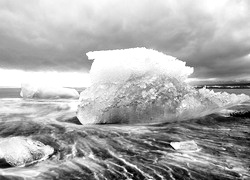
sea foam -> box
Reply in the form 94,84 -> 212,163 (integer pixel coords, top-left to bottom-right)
77,48 -> 249,124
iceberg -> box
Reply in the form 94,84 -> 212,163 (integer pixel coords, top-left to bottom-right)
20,83 -> 79,99
77,48 -> 249,124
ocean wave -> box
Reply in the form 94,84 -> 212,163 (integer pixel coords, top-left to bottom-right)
230,110 -> 250,118
196,85 -> 250,89
0,100 -> 250,179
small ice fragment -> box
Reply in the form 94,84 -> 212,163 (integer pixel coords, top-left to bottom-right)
170,140 -> 199,151
0,137 -> 54,167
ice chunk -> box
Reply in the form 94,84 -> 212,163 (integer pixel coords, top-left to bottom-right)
77,48 -> 250,124
170,141 -> 199,151
87,47 -> 193,85
0,137 -> 54,166
20,83 -> 79,99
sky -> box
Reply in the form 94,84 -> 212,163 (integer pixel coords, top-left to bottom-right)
0,0 -> 250,87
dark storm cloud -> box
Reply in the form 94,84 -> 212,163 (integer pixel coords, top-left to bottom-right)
0,0 -> 250,79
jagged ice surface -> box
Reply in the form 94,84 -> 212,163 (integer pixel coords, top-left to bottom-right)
77,48 -> 249,124
87,48 -> 193,84
0,137 -> 54,167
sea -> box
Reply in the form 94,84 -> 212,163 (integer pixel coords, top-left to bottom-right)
0,86 -> 250,180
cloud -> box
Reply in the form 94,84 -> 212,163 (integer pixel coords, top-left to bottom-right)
0,0 -> 250,80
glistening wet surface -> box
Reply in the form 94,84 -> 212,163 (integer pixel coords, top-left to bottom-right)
0,99 -> 249,180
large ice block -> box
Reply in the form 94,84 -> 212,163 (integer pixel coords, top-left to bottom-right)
77,48 -> 249,124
